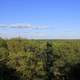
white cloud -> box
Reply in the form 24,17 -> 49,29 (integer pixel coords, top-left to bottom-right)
0,24 -> 48,29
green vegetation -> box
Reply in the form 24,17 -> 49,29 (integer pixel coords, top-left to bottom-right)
0,38 -> 80,80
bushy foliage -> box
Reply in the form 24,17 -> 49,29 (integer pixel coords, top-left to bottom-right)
0,38 -> 80,80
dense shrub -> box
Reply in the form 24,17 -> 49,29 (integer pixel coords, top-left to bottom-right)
0,38 -> 80,80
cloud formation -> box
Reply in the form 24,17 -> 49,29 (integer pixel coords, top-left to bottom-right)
0,24 -> 48,29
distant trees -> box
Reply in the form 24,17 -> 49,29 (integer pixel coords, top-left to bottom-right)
0,38 -> 9,62
0,38 -> 80,80
52,40 -> 80,80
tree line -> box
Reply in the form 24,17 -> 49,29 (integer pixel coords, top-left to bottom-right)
0,38 -> 80,80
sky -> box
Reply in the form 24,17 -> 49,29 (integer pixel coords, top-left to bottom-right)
0,0 -> 80,39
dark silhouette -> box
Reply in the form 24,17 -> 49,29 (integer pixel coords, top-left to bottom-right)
0,61 -> 20,80
44,41 -> 54,80
68,63 -> 80,80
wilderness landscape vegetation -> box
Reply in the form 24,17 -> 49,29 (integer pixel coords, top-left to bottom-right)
0,38 -> 80,80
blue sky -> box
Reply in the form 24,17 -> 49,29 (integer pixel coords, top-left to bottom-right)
0,0 -> 80,39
